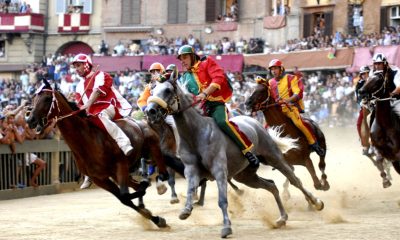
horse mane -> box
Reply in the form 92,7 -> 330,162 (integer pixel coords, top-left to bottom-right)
391,100 -> 400,130
176,80 -> 204,115
55,89 -> 88,118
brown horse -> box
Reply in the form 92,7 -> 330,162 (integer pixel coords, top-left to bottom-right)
245,79 -> 329,191
26,79 -> 183,228
359,72 -> 400,174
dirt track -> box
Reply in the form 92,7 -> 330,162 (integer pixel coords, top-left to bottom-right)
0,126 -> 400,240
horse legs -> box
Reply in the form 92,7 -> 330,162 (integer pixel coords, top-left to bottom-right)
303,157 -> 325,190
211,169 -> 232,238
196,180 -> 207,206
234,167 -> 288,228
317,155 -> 330,190
167,167 -> 179,204
265,155 -> 324,211
179,165 -> 200,220
375,153 -> 392,188
92,177 -> 167,228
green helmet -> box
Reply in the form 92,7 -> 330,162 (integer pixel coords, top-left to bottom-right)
166,64 -> 177,72
165,64 -> 179,79
177,45 -> 200,60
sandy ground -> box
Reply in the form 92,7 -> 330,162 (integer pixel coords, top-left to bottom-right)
1,126 -> 400,240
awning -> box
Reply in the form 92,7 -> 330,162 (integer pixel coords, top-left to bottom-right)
142,54 -> 244,73
347,45 -> 400,73
346,47 -> 372,73
244,48 -> 354,71
142,55 -> 181,71
92,56 -> 142,72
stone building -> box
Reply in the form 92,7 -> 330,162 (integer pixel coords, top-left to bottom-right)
0,0 -> 398,78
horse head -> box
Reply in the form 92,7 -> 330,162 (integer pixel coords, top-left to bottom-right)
244,76 -> 271,112
359,72 -> 386,101
146,78 -> 180,124
26,78 -> 78,133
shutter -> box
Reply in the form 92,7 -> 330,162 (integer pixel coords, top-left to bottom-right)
380,7 -> 388,32
177,0 -> 187,23
168,0 -> 178,24
132,0 -> 141,24
205,0 -> 216,22
303,13 -> 312,38
82,0 -> 93,14
324,11 -> 333,36
56,0 -> 67,14
121,0 -> 132,25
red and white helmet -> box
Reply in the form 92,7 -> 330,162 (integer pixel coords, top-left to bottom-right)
268,59 -> 283,69
72,53 -> 93,77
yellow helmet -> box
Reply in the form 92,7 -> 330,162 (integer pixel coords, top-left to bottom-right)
149,62 -> 165,73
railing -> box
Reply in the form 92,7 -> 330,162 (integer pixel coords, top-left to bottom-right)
0,13 -> 45,33
0,140 -> 80,200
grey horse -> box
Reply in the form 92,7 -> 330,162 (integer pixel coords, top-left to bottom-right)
145,79 -> 324,238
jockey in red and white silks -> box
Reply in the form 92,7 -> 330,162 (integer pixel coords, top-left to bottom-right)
72,53 -> 133,155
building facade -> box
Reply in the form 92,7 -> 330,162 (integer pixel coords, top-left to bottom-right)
0,0 -> 398,78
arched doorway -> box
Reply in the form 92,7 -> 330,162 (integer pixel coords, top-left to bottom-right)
58,41 -> 94,56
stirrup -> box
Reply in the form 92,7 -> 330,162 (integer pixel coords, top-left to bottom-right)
244,152 -> 260,168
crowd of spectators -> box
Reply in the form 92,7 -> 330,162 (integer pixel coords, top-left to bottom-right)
0,0 -> 32,14
94,24 -> 400,58
2,19 -> 400,188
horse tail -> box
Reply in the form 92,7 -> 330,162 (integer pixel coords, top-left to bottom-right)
267,126 -> 299,153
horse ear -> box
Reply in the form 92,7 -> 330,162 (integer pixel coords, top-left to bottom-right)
53,81 -> 59,90
42,78 -> 50,88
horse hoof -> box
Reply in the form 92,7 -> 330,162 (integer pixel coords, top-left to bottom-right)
179,208 -> 192,220
194,200 -> 204,206
170,198 -> 180,204
383,180 -> 392,188
221,227 -> 232,238
314,199 -> 324,211
275,218 -> 287,228
156,182 -> 168,195
156,217 -> 168,228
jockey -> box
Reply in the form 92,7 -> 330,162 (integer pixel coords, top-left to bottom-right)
137,62 -> 165,111
355,65 -> 371,155
177,44 -> 260,168
268,59 -> 325,156
165,63 -> 180,79
72,53 -> 133,156
371,53 -> 400,96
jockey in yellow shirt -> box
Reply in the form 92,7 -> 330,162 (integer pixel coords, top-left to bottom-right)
268,59 -> 325,156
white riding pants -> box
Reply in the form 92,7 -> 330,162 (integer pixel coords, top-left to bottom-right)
98,105 -> 132,153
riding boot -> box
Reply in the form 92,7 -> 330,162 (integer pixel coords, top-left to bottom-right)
310,142 -> 325,157
244,152 -> 260,168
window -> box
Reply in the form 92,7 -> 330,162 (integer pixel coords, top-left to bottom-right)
206,0 -> 240,22
121,0 -> 141,25
167,0 -> 187,24
56,0 -> 93,14
390,6 -> 400,19
0,40 -> 5,58
388,6 -> 400,26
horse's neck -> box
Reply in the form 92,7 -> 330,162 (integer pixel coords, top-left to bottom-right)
375,100 -> 394,127
53,94 -> 87,140
263,101 -> 288,125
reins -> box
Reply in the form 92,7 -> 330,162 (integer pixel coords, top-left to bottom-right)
41,88 -> 84,124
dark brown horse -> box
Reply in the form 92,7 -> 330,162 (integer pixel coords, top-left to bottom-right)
245,79 -> 329,191
359,72 -> 400,174
26,79 -> 183,228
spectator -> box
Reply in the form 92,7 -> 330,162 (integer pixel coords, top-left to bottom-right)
98,40 -> 109,56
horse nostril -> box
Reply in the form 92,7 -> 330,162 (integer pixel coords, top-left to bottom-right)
147,108 -> 156,117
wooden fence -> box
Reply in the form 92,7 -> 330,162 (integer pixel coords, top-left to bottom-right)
0,140 -> 81,200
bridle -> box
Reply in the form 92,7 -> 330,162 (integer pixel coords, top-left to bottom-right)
147,81 -> 201,117
30,88 -> 83,128
251,82 -> 282,111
